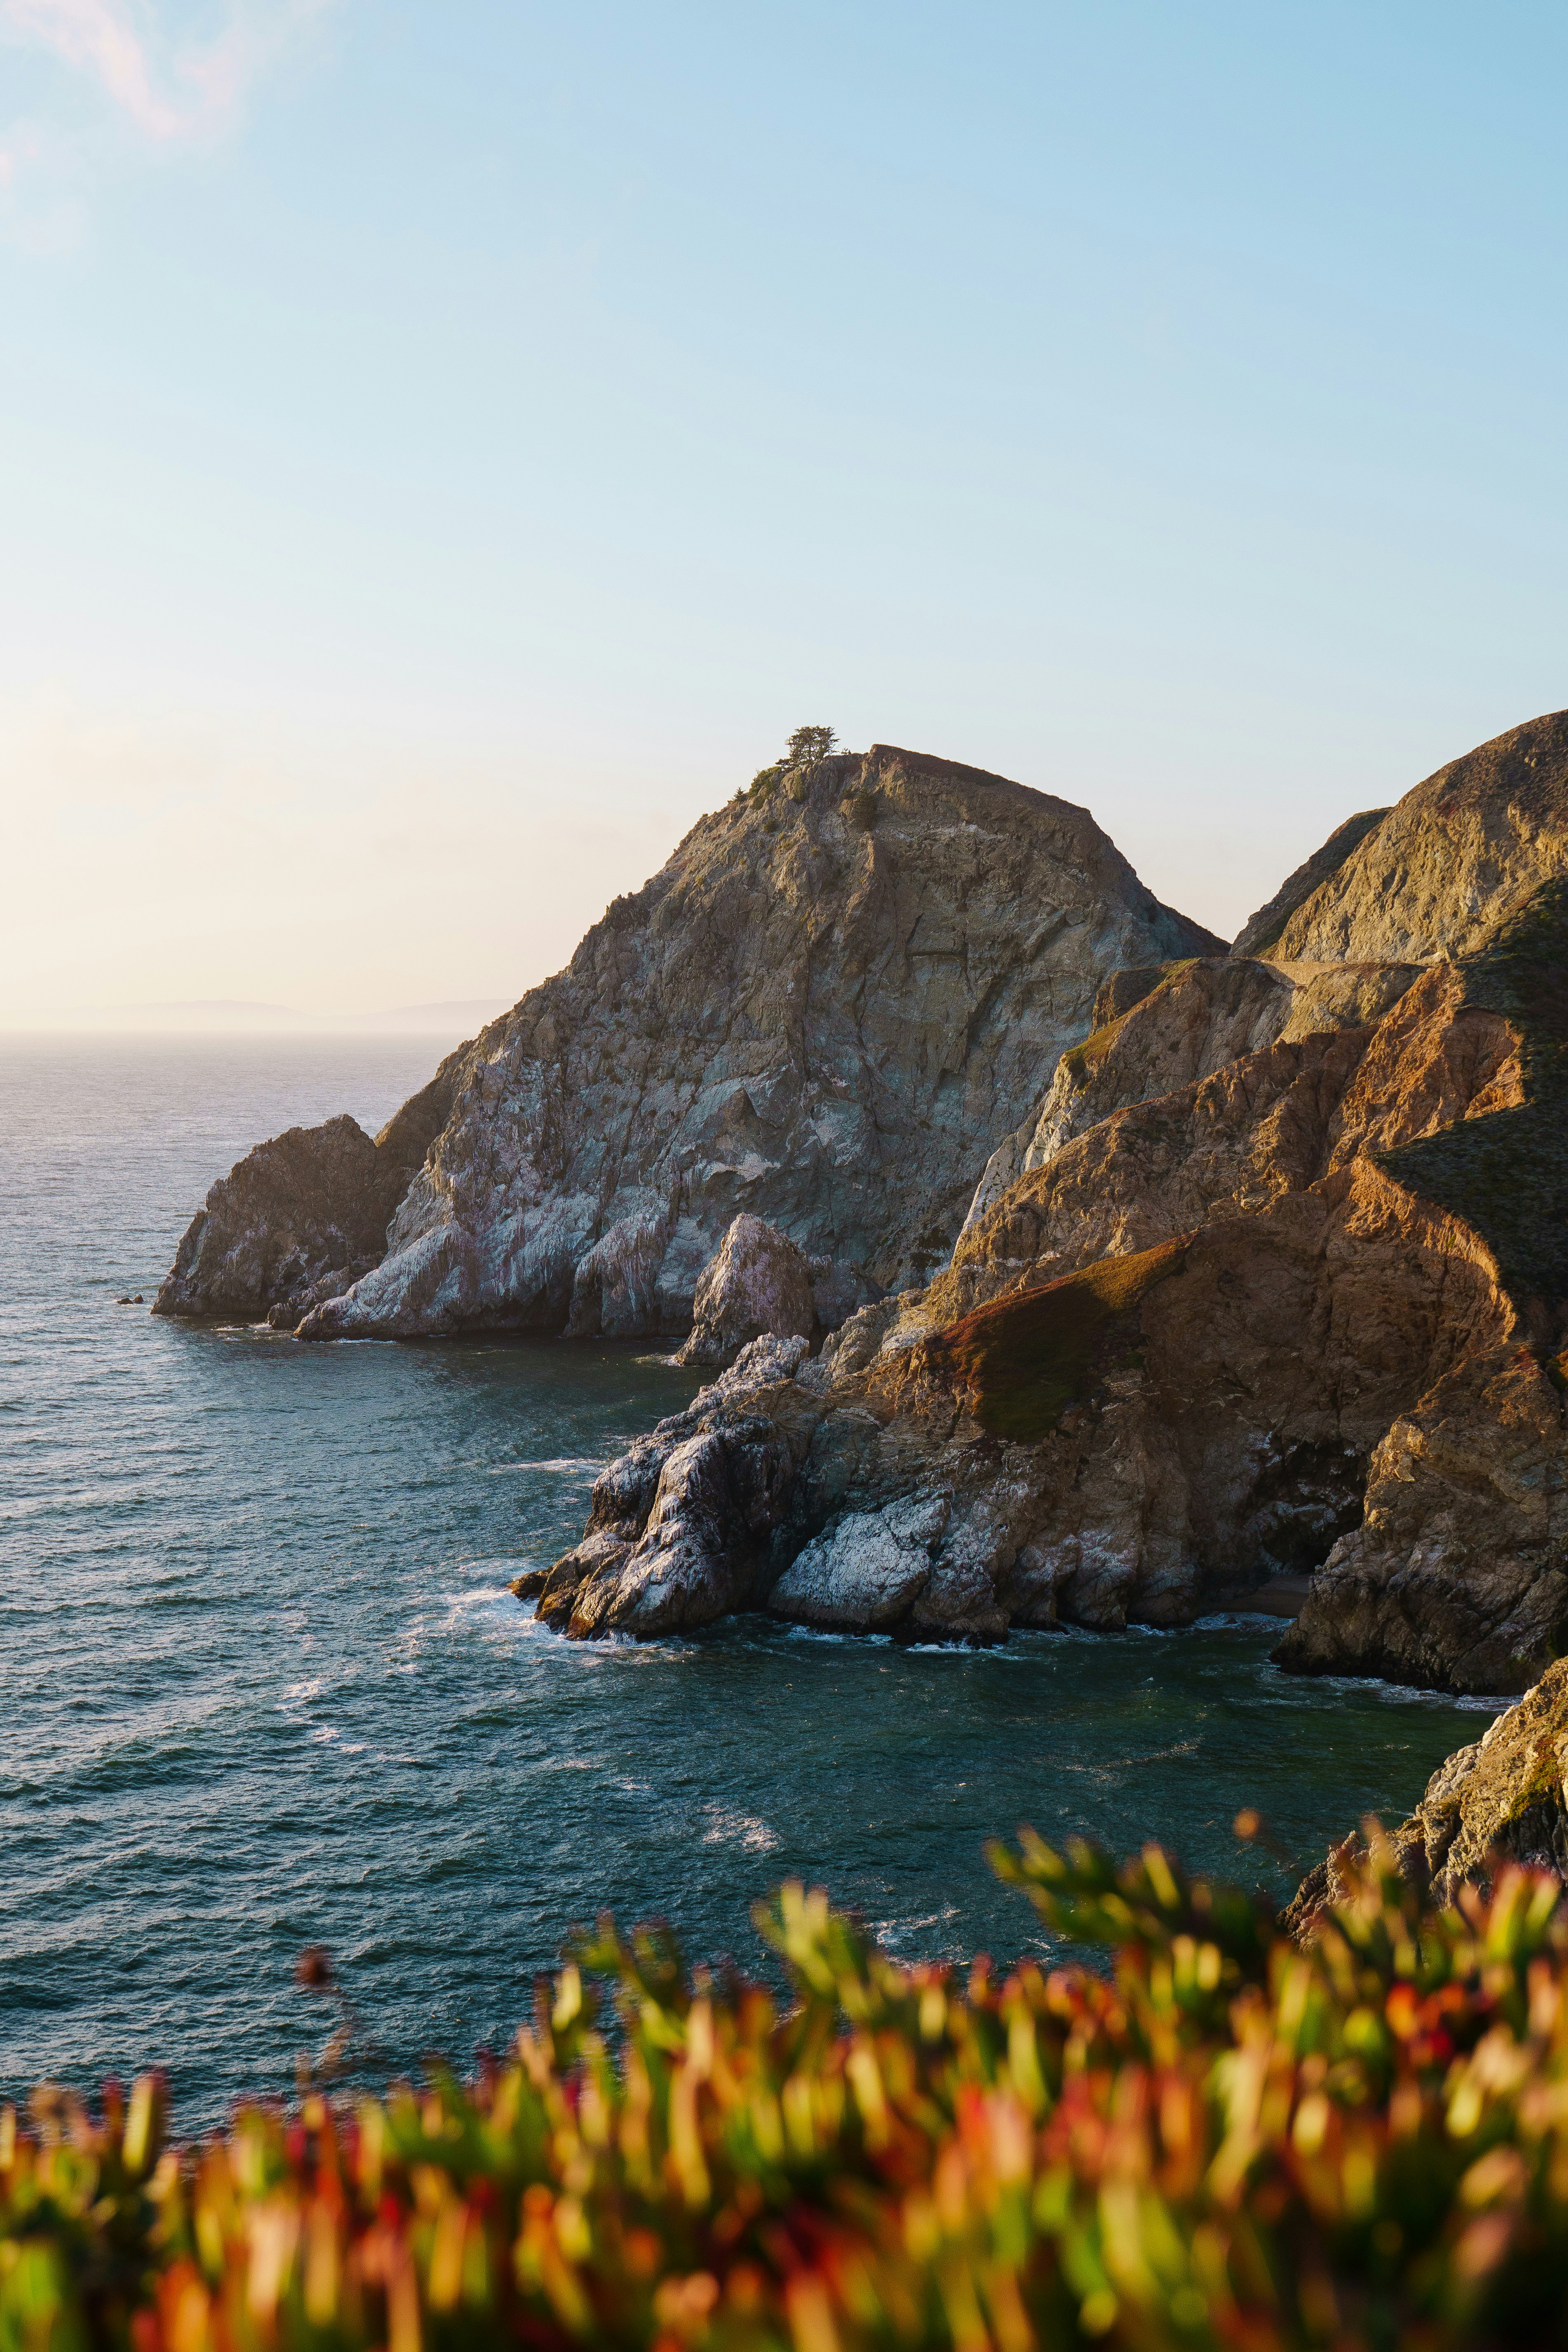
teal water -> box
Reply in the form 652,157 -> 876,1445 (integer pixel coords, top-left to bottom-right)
0,1037 -> 1493,2127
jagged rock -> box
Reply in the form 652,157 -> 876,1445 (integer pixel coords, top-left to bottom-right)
1231,808 -> 1390,957
153,1047 -> 468,1329
286,744 -> 1218,1340
151,1115 -> 411,1327
675,1215 -> 818,1367
1285,1659 -> 1568,1931
768,1493 -> 952,1633
543,871 -> 1568,1673
960,956 -> 1425,1233
1276,708 -> 1568,962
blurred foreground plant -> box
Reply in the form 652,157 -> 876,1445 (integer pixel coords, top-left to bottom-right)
8,1829 -> 1568,2352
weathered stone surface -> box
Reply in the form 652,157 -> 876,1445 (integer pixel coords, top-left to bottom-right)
151,1114 -> 410,1327
543,879 -> 1568,1675
676,1215 -> 818,1367
961,956 -> 1424,1235
288,745 -> 1218,1340
1231,809 -> 1390,957
1276,708 -> 1568,962
769,1494 -> 951,1632
1286,1659 -> 1568,1931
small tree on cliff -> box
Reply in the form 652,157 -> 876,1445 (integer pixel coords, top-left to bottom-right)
784,723 -> 837,777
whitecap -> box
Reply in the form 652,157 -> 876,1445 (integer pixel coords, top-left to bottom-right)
702,1804 -> 780,1854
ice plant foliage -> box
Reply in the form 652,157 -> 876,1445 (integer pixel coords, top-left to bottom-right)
8,1831 -> 1568,2350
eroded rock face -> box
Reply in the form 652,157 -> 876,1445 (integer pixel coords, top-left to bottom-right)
1276,708 -> 1568,962
535,884 -> 1568,1680
1286,1659 -> 1568,1930
290,745 -> 1219,1340
152,1115 -> 410,1327
675,1215 -> 818,1367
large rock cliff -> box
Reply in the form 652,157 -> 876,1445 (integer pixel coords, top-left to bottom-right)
535,712 -> 1568,1689
157,742 -> 1219,1338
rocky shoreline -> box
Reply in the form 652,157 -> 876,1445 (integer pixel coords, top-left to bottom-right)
157,712 -> 1568,1694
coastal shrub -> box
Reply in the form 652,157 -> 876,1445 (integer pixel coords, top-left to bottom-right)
9,1832 -> 1568,2351
918,1236 -> 1193,1442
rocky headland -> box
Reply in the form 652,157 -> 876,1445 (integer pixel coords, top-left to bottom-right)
157,740 -> 1216,1337
159,711 -> 1568,1693
529,711 -> 1568,1690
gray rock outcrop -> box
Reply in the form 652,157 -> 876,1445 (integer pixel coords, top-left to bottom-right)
286,744 -> 1219,1341
675,1215 -> 819,1368
152,1114 -> 410,1327
153,1051 -> 465,1329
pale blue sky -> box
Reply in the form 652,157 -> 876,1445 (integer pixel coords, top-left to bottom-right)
3,1 -> 1566,1020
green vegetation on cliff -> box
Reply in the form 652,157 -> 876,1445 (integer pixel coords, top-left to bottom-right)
923,1236 -> 1191,1441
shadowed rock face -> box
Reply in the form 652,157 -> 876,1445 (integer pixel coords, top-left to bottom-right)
153,1116 -> 410,1327
533,935 -> 1548,1664
1276,709 -> 1568,963
152,1053 -> 463,1329
288,745 -> 1219,1340
1286,1659 -> 1568,1931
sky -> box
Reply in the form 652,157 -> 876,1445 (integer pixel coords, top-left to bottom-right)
2,1 -> 1568,1025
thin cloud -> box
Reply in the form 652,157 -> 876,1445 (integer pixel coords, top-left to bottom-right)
0,0 -> 335,147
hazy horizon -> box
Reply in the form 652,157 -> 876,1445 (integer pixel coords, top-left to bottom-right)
5,2 -> 1567,1024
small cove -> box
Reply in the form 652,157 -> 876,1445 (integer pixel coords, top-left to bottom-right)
0,1035 -> 1491,2127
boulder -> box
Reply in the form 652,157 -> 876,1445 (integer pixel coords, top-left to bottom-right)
768,1493 -> 951,1632
675,1215 -> 817,1367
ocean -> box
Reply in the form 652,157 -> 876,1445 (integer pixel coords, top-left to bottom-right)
0,1034 -> 1491,2127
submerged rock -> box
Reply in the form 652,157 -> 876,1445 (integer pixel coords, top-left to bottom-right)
1285,1658 -> 1568,1930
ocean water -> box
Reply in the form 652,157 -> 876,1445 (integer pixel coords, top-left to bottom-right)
0,1036 -> 1493,2128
